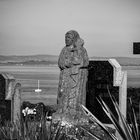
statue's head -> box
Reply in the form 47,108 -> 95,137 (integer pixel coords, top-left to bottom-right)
65,30 -> 80,46
75,38 -> 84,47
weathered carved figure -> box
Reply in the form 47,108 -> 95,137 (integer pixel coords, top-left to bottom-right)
53,30 -> 89,123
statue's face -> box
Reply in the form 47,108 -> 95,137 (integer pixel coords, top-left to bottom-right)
65,33 -> 74,46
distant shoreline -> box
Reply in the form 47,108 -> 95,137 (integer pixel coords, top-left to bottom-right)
1,55 -> 140,66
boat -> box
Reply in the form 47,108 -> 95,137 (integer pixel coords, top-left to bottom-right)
35,80 -> 42,93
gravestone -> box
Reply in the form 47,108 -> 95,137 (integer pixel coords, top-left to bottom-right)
21,101 -> 46,121
0,73 -> 21,124
12,83 -> 21,122
86,59 -> 127,124
0,73 -> 15,123
21,101 -> 56,122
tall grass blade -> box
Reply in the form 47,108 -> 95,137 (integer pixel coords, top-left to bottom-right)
80,126 -> 103,140
107,86 -> 134,140
81,105 -> 117,140
107,86 -> 140,140
129,98 -> 139,140
97,97 -> 129,140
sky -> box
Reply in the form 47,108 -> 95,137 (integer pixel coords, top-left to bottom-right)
0,0 -> 140,57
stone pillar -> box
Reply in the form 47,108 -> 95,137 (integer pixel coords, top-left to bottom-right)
116,71 -> 127,140
12,83 -> 21,123
109,59 -> 127,140
119,71 -> 127,118
109,59 -> 127,118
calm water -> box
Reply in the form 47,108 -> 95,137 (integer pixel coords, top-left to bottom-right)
0,65 -> 60,105
122,66 -> 140,88
0,65 -> 140,104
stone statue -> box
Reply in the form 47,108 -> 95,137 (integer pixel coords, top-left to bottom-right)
53,30 -> 89,124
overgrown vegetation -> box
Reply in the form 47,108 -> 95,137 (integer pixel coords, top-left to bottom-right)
0,91 -> 139,140
0,116 -> 114,139
81,89 -> 140,140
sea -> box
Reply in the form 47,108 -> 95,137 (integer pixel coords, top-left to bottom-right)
0,65 -> 140,105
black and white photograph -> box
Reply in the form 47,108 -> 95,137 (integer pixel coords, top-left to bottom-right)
0,0 -> 140,139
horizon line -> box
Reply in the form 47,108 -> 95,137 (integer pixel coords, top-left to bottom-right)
0,54 -> 140,58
